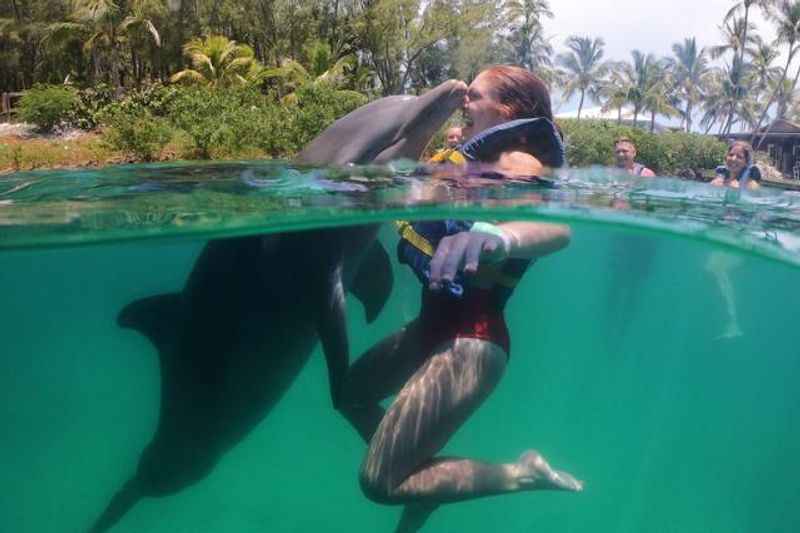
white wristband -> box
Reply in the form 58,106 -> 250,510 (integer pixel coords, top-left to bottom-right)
471,222 -> 513,261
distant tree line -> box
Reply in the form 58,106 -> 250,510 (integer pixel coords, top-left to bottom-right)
3,0 -> 800,134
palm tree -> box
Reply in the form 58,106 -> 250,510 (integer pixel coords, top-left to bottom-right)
724,0 -> 775,68
170,35 -> 257,88
710,16 -> 758,61
701,63 -> 746,134
119,0 -> 164,84
504,0 -> 554,74
748,35 -> 782,96
752,0 -> 800,146
619,50 -> 660,127
44,0 -> 161,88
599,61 -> 632,124
556,35 -> 608,119
667,37 -> 710,132
257,40 -> 364,103
643,59 -> 679,132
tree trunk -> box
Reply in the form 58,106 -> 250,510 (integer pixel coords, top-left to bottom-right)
730,6 -> 751,128
686,100 -> 693,133
704,117 -> 717,135
650,110 -> 656,133
617,106 -> 622,124
752,46 -> 796,147
577,90 -> 585,120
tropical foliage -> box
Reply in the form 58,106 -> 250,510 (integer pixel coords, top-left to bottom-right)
4,0 -> 800,142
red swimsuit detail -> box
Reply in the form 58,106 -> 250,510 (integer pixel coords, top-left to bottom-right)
418,288 -> 510,355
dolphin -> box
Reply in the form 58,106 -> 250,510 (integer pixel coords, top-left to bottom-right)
89,79 -> 467,533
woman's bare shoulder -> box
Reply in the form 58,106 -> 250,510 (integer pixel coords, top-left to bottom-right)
496,151 -> 545,176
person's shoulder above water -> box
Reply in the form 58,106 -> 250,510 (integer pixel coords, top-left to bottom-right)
638,164 -> 656,177
495,151 -> 544,176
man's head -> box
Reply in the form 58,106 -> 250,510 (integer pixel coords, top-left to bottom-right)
445,127 -> 463,148
614,137 -> 637,169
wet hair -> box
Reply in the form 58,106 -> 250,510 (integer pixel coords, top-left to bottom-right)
480,65 -> 554,122
478,65 -> 560,165
727,141 -> 753,166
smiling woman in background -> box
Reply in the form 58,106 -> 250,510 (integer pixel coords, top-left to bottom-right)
711,141 -> 762,190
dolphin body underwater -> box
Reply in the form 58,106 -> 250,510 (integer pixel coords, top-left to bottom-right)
88,79 -> 467,533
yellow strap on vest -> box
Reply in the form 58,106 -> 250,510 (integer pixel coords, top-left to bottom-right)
395,220 -> 519,289
395,220 -> 435,256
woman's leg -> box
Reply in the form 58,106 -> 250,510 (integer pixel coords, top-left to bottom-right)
359,337 -> 582,505
338,319 -> 433,442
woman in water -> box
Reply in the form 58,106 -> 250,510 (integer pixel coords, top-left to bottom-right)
337,66 -> 582,532
711,141 -> 762,190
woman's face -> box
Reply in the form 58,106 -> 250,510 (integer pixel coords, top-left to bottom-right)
725,146 -> 748,176
462,72 -> 510,140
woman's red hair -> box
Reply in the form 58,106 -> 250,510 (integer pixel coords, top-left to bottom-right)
480,65 -> 554,122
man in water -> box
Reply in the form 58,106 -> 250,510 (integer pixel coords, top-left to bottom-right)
614,137 -> 655,177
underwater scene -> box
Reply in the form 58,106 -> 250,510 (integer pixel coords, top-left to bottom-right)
1,161 -> 799,533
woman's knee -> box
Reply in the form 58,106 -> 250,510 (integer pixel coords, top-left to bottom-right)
358,466 -> 396,504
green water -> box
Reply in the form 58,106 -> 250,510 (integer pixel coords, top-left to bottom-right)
1,162 -> 799,532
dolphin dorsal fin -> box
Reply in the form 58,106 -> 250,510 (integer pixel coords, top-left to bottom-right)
117,293 -> 183,353
351,241 -> 394,323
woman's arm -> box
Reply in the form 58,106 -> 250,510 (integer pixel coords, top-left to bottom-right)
497,221 -> 571,260
427,221 -> 571,288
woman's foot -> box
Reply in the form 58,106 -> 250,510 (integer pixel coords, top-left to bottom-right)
514,450 -> 584,492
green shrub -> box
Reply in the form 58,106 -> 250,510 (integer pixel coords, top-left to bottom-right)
557,119 -> 728,175
100,107 -> 173,162
158,83 -> 367,160
286,84 -> 368,150
17,84 -> 78,132
68,83 -> 115,130
117,83 -> 179,117
167,86 -> 259,158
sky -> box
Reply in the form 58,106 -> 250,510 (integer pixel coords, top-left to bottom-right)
546,0 -> 777,114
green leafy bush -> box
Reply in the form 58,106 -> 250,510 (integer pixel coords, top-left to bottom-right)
286,84 -> 368,150
167,86 -> 267,158
558,119 -> 728,175
17,84 -> 78,132
100,107 -> 173,162
68,83 -> 116,130
164,84 -> 366,159
117,83 -> 179,118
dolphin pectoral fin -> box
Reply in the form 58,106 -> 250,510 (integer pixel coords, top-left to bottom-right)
118,293 -> 183,354
88,478 -> 142,533
318,277 -> 349,409
351,241 -> 394,323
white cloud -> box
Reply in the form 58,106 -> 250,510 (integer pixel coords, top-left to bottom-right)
546,0 -> 776,62
545,0 -> 781,118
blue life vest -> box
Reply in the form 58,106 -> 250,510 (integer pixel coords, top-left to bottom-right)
715,164 -> 762,187
460,117 -> 565,168
396,117 -> 564,301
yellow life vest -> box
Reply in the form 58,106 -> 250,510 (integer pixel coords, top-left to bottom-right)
427,148 -> 467,166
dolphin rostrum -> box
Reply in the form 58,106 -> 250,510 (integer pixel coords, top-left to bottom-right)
88,79 -> 467,533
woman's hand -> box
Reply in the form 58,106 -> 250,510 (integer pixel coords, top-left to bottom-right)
710,176 -> 725,187
428,231 -> 508,290
427,222 -> 571,290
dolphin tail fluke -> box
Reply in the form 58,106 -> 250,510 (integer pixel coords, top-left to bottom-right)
88,479 -> 142,533
118,293 -> 183,352
351,241 -> 394,323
